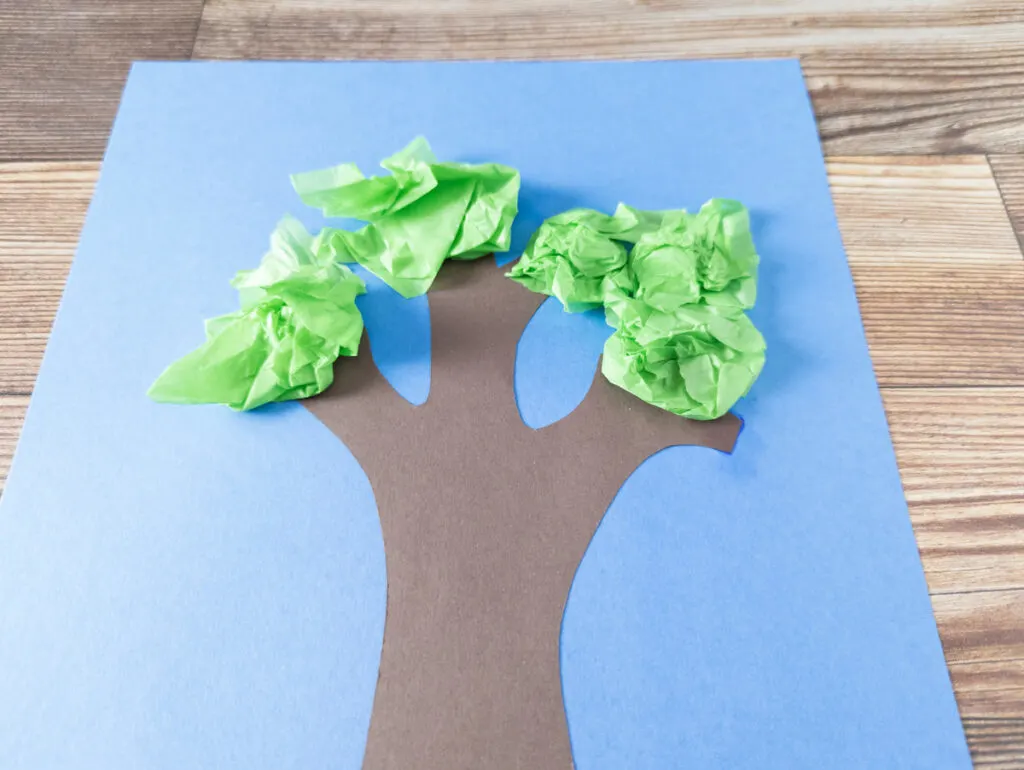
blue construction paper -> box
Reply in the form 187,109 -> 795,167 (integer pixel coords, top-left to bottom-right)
352,265 -> 430,406
0,61 -> 970,769
515,299 -> 609,429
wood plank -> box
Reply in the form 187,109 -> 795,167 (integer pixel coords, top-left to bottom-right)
831,156 -> 1024,386
0,396 -> 29,489
911,496 -> 1024,596
884,387 -> 1024,512
0,0 -> 205,161
991,155 -> 1024,250
965,714 -> 1024,770
0,162 -> 96,394
963,714 -> 1024,769
931,585 -> 1024,762
193,0 -> 1024,155
955,661 -> 1024,718
934,588 -> 1024,664
882,387 -> 1024,596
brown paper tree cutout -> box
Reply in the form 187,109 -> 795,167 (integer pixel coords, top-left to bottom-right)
305,258 -> 742,770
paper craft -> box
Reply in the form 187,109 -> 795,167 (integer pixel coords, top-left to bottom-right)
511,198 -> 765,418
148,216 -> 366,410
306,259 -> 740,767
602,303 -> 765,420
507,203 -> 663,311
0,61 -> 972,770
293,136 -> 520,297
624,198 -> 759,312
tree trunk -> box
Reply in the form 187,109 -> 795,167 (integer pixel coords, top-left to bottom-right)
306,259 -> 740,770
358,423 -> 585,769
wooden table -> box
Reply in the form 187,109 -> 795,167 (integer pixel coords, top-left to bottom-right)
2,1 -> 1023,766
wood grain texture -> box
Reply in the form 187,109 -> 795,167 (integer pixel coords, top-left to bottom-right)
1,156 -> 1023,762
935,588 -> 1024,664
953,660 -> 1024,765
991,155 -> 1024,250
829,156 -> 1024,386
0,162 -> 96,394
884,386 -> 1024,767
883,387 -> 1024,596
964,715 -> 1024,770
192,0 -> 1024,155
897,389 -> 1024,765
956,662 -> 1024,717
0,0 -> 205,161
0,396 -> 30,489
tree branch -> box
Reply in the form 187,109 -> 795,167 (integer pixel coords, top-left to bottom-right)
422,258 -> 545,420
545,357 -> 743,470
303,333 -> 414,463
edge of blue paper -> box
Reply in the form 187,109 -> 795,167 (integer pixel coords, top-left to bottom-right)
0,60 -> 970,770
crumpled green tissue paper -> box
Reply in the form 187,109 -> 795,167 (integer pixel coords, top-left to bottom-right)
148,217 -> 366,411
602,199 -> 763,420
626,198 -> 758,314
513,197 -> 765,420
602,303 -> 766,421
505,203 -> 664,312
292,136 -> 520,298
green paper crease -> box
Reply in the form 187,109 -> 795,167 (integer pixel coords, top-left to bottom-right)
513,198 -> 766,420
293,137 -> 520,298
506,203 -> 664,312
148,216 -> 366,411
